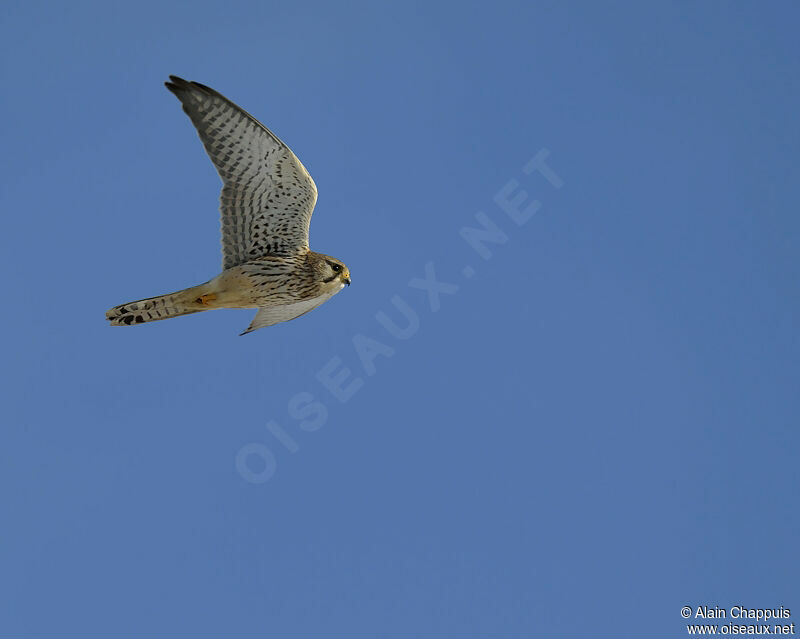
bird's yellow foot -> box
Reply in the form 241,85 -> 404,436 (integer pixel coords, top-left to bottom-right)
196,293 -> 217,306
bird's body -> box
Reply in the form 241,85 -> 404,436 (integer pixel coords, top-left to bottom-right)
106,76 -> 350,335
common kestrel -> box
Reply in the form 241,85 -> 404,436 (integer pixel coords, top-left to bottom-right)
106,76 -> 350,335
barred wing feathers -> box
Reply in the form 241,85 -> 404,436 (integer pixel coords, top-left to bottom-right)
165,76 -> 318,268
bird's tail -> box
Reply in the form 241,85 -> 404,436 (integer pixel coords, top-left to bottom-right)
106,284 -> 210,326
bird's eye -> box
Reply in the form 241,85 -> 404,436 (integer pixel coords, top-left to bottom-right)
331,264 -> 341,272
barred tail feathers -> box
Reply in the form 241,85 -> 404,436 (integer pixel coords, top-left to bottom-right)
106,285 -> 208,326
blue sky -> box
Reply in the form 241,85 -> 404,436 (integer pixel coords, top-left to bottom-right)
2,1 -> 798,637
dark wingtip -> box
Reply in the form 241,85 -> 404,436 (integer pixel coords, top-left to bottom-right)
165,75 -> 188,95
165,75 -> 221,99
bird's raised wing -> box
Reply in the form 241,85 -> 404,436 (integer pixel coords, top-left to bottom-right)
165,76 -> 318,268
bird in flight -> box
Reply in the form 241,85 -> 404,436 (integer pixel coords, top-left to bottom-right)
106,76 -> 350,335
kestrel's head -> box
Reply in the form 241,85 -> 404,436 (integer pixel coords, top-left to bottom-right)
311,252 -> 351,291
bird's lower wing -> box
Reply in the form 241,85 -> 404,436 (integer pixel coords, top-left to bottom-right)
241,293 -> 336,335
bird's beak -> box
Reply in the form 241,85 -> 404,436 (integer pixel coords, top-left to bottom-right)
343,276 -> 351,286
